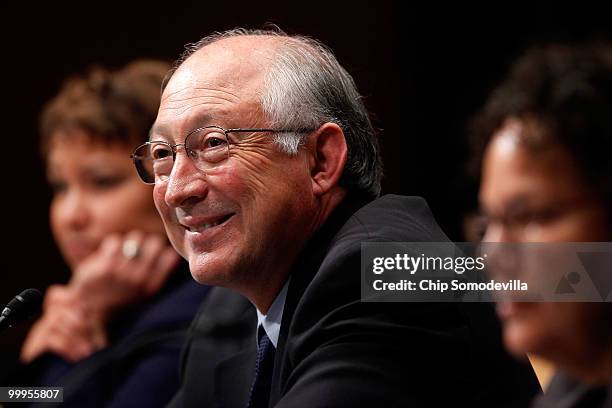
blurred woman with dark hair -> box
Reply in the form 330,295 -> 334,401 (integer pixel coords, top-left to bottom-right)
15,60 -> 209,407
474,43 -> 612,407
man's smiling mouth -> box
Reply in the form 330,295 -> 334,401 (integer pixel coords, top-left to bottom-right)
180,213 -> 235,233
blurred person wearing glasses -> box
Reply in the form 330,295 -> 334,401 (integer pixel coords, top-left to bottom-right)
474,43 -> 612,407
10,61 -> 209,408
136,27 -> 539,407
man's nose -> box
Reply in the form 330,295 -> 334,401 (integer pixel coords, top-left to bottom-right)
163,151 -> 209,208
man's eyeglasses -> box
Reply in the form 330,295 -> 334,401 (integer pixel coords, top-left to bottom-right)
131,126 -> 313,184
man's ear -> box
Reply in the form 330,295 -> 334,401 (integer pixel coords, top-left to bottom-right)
307,123 -> 347,196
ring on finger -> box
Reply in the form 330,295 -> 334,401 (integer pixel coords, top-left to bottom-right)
122,239 -> 140,260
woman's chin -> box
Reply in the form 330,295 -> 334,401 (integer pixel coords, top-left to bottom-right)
501,311 -> 548,358
503,319 -> 535,357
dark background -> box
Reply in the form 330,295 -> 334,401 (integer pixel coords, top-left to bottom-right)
2,0 -> 611,371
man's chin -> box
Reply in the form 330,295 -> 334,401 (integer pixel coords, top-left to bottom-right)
188,254 -> 233,287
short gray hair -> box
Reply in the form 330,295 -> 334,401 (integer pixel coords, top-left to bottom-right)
164,27 -> 382,197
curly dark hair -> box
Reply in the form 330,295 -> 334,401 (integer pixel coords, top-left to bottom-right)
470,42 -> 612,211
40,59 -> 170,155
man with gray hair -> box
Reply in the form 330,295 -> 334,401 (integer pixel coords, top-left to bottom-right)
132,28 -> 539,407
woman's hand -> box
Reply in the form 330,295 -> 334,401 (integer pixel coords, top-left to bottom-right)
69,231 -> 180,323
20,232 -> 180,363
20,284 -> 107,363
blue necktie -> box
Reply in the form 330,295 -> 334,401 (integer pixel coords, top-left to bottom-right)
247,329 -> 276,408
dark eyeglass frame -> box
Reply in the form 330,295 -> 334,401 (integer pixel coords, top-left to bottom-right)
131,125 -> 314,184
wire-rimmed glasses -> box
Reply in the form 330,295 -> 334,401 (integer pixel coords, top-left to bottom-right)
131,125 -> 313,184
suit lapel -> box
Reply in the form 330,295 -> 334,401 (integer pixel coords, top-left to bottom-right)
215,348 -> 257,408
269,193 -> 373,405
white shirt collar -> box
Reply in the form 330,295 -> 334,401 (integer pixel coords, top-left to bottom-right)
256,280 -> 289,348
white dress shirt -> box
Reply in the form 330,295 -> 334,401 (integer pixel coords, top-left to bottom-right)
255,280 -> 289,348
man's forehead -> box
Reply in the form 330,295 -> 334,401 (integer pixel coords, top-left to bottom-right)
152,37 -> 279,138
170,36 -> 280,87
159,39 -> 276,110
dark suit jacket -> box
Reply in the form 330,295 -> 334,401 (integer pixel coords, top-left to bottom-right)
167,286 -> 257,408
173,194 -> 540,407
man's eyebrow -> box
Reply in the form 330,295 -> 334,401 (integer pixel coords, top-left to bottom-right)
149,112 -> 215,142
149,122 -> 169,142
